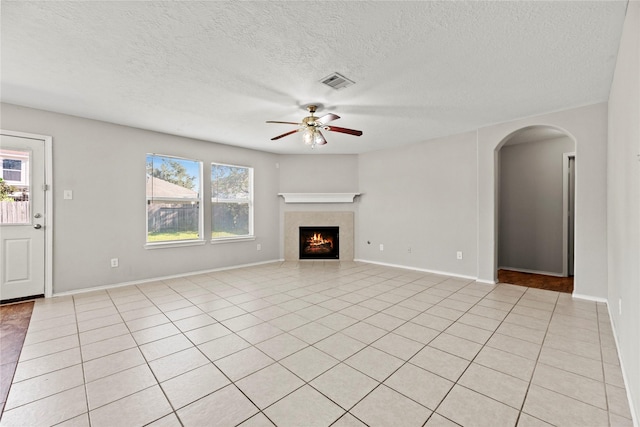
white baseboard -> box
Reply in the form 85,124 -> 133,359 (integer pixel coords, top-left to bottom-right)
571,293 -> 608,303
607,303 -> 639,427
53,259 -> 284,298
498,266 -> 566,277
476,279 -> 497,285
354,259 -> 477,281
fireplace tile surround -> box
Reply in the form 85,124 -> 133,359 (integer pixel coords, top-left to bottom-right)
284,212 -> 354,261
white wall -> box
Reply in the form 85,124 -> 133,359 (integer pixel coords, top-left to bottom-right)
478,103 -> 609,297
499,136 -> 575,275
357,132 -> 478,277
1,103 -> 281,294
607,1 -> 639,422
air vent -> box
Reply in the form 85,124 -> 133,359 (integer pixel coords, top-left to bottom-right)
320,72 -> 355,90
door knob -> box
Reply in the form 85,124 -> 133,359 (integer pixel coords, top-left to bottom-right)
34,224 -> 42,229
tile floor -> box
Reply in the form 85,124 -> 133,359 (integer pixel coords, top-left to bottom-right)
0,261 -> 634,427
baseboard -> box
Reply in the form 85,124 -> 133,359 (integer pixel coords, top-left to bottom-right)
53,258 -> 285,298
607,303 -> 639,427
354,259 -> 477,281
498,266 -> 566,277
571,293 -> 608,303
476,279 -> 497,285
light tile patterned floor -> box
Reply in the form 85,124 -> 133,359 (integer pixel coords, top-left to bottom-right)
0,262 -> 634,427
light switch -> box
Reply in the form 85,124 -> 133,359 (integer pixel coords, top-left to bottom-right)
64,190 -> 73,200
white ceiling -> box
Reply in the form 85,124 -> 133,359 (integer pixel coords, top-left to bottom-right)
1,1 -> 628,154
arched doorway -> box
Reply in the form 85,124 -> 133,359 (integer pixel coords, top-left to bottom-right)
496,126 -> 576,292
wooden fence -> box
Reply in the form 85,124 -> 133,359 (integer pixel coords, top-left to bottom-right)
0,201 -> 30,224
148,204 -> 198,233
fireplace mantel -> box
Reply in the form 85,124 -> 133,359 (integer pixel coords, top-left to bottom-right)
278,193 -> 361,204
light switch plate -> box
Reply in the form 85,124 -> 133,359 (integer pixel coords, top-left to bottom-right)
64,190 -> 73,200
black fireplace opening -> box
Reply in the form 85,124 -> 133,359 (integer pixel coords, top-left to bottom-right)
299,226 -> 339,260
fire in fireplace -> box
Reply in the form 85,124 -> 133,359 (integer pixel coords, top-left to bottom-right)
299,226 -> 339,259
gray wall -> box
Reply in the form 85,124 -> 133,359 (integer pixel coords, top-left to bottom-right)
1,101 -> 610,301
1,103 -> 281,294
357,132 -> 478,277
498,136 -> 575,275
607,1 -> 639,421
277,154 -> 359,257
278,154 -> 358,193
477,103 -> 609,299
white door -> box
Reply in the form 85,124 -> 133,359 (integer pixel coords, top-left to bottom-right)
0,134 -> 46,301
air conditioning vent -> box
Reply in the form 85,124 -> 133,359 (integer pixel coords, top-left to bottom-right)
320,72 -> 355,90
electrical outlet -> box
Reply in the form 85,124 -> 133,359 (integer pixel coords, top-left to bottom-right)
456,251 -> 463,260
408,247 -> 412,254
257,243 -> 262,251
110,258 -> 119,268
379,244 -> 384,251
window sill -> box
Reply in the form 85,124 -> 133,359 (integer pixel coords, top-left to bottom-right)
211,236 -> 256,244
144,240 -> 206,250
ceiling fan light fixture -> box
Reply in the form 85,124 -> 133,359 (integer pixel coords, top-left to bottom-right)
267,104 -> 361,148
302,128 -> 316,147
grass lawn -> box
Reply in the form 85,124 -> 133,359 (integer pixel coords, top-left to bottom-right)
147,231 -> 199,242
147,230 -> 248,241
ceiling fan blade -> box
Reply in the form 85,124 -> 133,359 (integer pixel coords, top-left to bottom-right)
316,113 -> 340,125
271,129 -> 301,141
266,120 -> 301,125
315,130 -> 328,145
324,126 -> 363,137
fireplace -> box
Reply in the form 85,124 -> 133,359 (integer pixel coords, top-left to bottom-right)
299,226 -> 339,260
284,212 -> 353,261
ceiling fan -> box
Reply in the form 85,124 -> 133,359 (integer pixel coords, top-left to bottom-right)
266,105 -> 363,148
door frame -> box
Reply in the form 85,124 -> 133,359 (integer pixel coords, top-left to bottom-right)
562,152 -> 576,277
1,129 -> 53,298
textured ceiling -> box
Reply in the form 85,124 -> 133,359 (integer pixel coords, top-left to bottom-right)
0,1 -> 628,154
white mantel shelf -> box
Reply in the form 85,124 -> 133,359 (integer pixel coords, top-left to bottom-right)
278,193 -> 361,204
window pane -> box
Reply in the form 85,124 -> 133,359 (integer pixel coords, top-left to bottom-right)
3,170 -> 21,181
147,201 -> 199,242
1,150 -> 29,224
211,163 -> 252,239
212,202 -> 249,238
146,155 -> 200,198
146,154 -> 201,242
211,165 -> 249,200
3,159 -> 21,170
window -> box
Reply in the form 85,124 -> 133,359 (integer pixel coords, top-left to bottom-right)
211,163 -> 253,240
146,154 -> 202,243
3,159 -> 22,182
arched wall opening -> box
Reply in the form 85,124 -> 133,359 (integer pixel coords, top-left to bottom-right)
495,126 -> 576,290
477,103 -> 608,300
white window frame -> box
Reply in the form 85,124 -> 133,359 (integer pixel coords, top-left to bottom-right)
211,162 -> 254,243
145,154 -> 204,249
